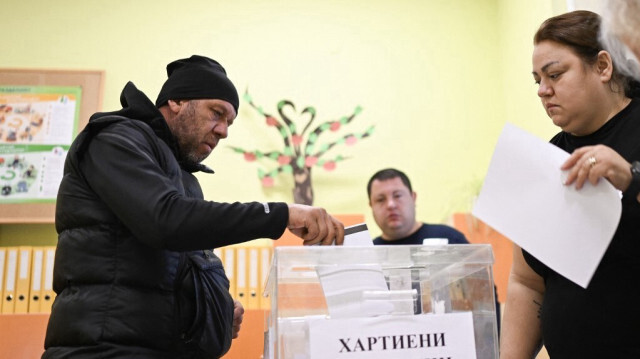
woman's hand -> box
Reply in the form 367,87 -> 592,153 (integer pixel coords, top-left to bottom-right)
561,145 -> 632,192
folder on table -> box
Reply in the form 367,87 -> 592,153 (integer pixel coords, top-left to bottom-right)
14,246 -> 33,313
259,246 -> 273,309
223,247 -> 236,299
246,246 -> 260,310
2,247 -> 19,314
28,247 -> 44,313
0,248 -> 6,313
40,246 -> 56,313
235,247 -> 248,306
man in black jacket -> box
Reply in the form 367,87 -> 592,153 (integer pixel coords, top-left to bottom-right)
43,55 -> 344,359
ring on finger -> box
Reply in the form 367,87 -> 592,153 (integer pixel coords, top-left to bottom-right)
587,156 -> 597,168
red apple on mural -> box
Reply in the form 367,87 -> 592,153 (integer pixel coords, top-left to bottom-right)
244,152 -> 256,161
346,136 -> 357,146
277,155 -> 291,164
262,176 -> 274,187
266,116 -> 278,126
330,122 -> 341,132
323,161 -> 336,171
292,135 -> 303,145
305,156 -> 318,167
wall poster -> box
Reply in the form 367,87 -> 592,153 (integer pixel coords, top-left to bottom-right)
0,85 -> 81,203
0,69 -> 103,223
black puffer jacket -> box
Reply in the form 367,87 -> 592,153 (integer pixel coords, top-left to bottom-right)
43,82 -> 288,358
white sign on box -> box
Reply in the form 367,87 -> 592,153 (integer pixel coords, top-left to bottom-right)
308,312 -> 476,358
472,123 -> 621,288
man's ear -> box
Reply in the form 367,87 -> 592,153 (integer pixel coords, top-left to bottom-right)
167,99 -> 183,114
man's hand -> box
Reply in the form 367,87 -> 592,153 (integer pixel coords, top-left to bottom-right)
287,204 -> 345,245
232,299 -> 244,339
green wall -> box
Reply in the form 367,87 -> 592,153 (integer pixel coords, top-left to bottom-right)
0,0 -> 562,243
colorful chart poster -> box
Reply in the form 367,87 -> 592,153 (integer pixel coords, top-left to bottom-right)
0,86 -> 81,203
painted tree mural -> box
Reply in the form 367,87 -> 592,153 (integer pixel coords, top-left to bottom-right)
230,91 -> 374,205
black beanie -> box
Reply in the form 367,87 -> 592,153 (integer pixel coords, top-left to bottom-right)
155,55 -> 239,113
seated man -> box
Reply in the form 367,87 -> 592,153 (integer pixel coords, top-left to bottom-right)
367,168 -> 500,336
367,168 -> 468,245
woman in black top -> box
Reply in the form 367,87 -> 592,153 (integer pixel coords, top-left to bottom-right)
500,11 -> 640,358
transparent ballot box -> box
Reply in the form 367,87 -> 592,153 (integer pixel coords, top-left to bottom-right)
263,244 -> 498,359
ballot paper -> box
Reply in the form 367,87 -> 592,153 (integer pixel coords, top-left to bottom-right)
316,223 -> 415,318
472,123 -> 622,288
343,223 -> 374,246
315,263 -> 394,318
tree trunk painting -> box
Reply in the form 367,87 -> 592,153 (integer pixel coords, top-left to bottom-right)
292,166 -> 313,205
230,91 -> 374,205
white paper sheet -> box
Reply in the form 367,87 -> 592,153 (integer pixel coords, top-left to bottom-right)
317,223 -> 401,318
316,264 -> 393,318
343,223 -> 374,246
472,123 -> 622,288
